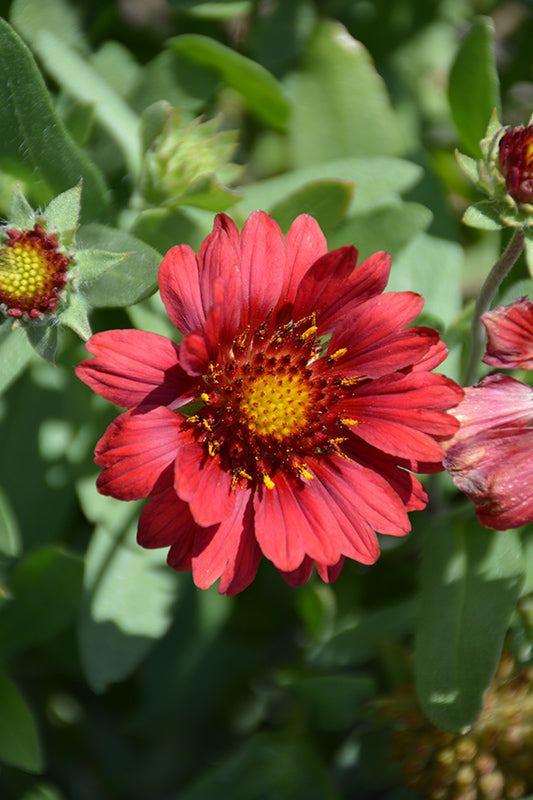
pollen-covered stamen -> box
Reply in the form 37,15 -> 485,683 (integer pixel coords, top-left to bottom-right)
186,316 -> 361,488
0,224 -> 71,319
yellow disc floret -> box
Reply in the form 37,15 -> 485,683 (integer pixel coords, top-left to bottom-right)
239,372 -> 313,441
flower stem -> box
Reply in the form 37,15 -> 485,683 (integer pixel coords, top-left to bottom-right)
463,227 -> 525,385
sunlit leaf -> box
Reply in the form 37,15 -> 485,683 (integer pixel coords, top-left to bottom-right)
169,35 -> 290,130
416,517 -> 524,733
287,20 -> 404,168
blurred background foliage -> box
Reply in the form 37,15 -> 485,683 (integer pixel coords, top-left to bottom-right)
0,0 -> 533,798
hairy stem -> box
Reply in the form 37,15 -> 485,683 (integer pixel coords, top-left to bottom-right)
463,227 -> 525,385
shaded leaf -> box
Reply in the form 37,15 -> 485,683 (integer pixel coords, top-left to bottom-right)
0,485 -> 22,558
0,323 -> 34,394
416,517 -> 524,733
0,672 -> 43,773
0,546 -> 83,659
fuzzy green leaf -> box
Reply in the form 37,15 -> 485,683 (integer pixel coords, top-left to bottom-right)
43,183 -> 81,233
6,182 -> 35,229
448,16 -> 501,157
76,224 -> 162,307
0,20 -> 109,220
462,201 -> 504,230
58,292 -> 91,340
0,323 -> 34,393
416,518 -> 524,733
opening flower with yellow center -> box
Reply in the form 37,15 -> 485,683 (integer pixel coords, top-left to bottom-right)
76,211 -> 463,595
0,223 -> 71,319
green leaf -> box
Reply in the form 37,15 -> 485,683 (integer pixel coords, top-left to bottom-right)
268,178 -> 354,234
0,546 -> 83,659
25,320 -> 60,363
284,673 -> 375,731
0,485 -> 22,558
0,20 -> 109,220
238,157 -> 423,218
33,31 -> 141,179
10,0 -> 88,54
76,249 -> 129,282
6,182 -> 35,229
169,35 -> 290,131
0,323 -> 34,393
462,200 -> 504,230
287,20 -> 404,168
171,176 -> 243,212
416,518 -> 524,733
76,224 -> 162,307
0,672 -> 43,773
43,183 -> 81,233
57,292 -> 91,341
130,206 -> 214,255
327,202 -> 433,261
79,521 -> 177,692
170,0 -> 252,18
448,16 -> 501,157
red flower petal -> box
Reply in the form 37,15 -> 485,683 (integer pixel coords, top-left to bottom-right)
279,556 -> 314,587
450,374 -> 533,443
281,214 -> 328,305
341,372 -> 461,462
138,485 -> 197,551
95,407 -> 182,500
238,211 -> 286,327
159,244 -> 205,334
482,297 -> 533,370
191,488 -> 259,593
174,436 -> 235,527
328,292 -> 437,378
253,472 -> 343,572
293,247 -> 390,333
76,329 -> 196,408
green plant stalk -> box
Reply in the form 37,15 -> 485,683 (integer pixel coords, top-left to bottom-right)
463,227 -> 525,385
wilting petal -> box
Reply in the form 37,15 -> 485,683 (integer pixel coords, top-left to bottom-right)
76,329 -> 196,408
450,374 -> 533,443
483,297 -> 533,370
445,428 -> 533,530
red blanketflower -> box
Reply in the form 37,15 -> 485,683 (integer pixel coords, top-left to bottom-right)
498,124 -> 533,205
482,296 -> 533,370
444,374 -> 533,530
76,212 -> 462,594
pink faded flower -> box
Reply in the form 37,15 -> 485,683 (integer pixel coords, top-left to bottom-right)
444,374 -> 533,530
76,211 -> 462,594
483,297 -> 533,370
444,298 -> 533,530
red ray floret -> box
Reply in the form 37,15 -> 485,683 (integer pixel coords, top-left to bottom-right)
77,211 -> 462,594
482,297 -> 533,370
